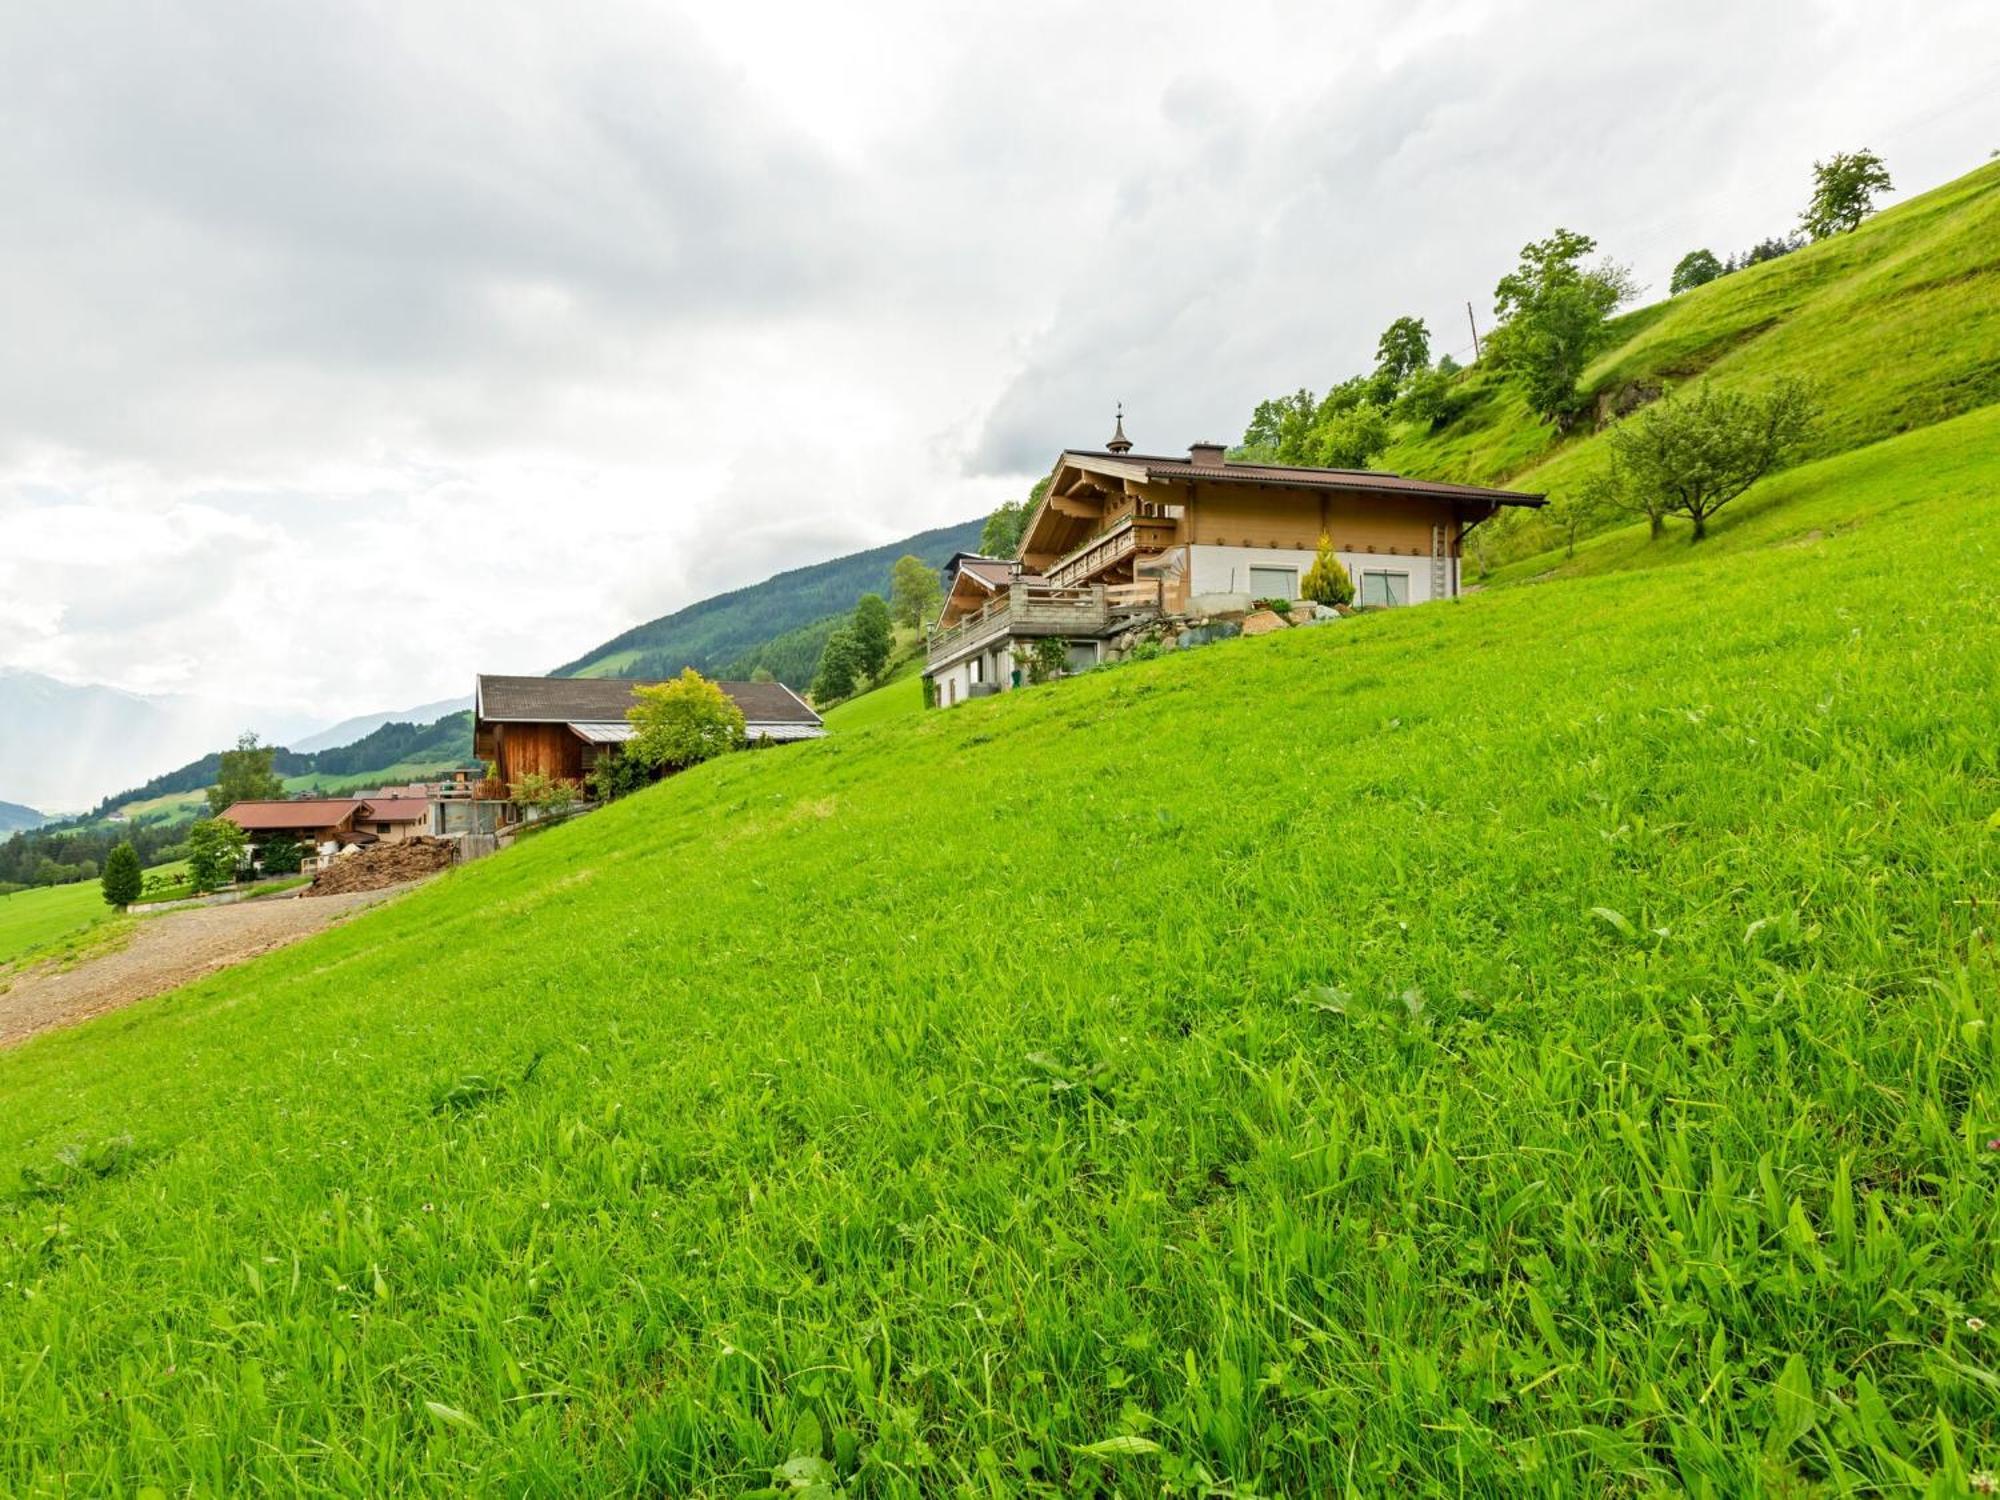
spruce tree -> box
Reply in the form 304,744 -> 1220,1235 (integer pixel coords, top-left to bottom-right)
101,840 -> 143,908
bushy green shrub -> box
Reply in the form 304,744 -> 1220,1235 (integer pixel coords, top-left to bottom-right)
509,772 -> 579,817
186,818 -> 247,893
1303,535 -> 1356,607
587,749 -> 651,804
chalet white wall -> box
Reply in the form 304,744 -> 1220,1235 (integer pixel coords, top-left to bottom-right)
1185,544 -> 1451,603
927,641 -> 1018,706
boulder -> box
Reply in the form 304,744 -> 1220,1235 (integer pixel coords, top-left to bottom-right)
1240,609 -> 1288,637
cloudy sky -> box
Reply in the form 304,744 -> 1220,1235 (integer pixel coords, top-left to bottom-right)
3,0 -> 1993,726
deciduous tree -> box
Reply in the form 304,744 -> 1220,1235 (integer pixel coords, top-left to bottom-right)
186,817 -> 247,893
1373,316 -> 1431,388
979,479 -> 1046,558
1670,249 -> 1723,294
257,832 -> 305,876
811,627 -> 862,704
1489,229 -> 1636,426
889,554 -> 941,628
1309,401 -> 1392,469
626,670 -> 746,772
1601,378 -> 1819,540
1800,150 -> 1891,240
207,731 -> 284,814
850,593 -> 893,683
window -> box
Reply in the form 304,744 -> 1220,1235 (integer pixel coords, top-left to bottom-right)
1065,641 -> 1099,674
969,656 -> 984,684
1360,570 -> 1410,606
1248,565 -> 1299,598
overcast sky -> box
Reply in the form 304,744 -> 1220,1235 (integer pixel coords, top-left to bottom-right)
3,0 -> 1994,723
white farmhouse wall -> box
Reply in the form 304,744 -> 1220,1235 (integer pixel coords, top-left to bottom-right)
1185,544 -> 1452,604
927,641 -> 1020,707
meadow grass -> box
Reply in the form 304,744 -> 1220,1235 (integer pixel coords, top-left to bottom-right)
0,864 -> 191,980
821,672 -> 925,733
0,413 -> 1994,1494
1380,157 -> 2000,565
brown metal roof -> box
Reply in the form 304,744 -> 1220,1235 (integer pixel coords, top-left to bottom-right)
221,799 -> 369,830
358,798 -> 429,823
475,675 -> 823,728
1062,449 -> 1546,506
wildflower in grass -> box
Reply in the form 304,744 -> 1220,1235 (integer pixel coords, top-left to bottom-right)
1970,1472 -> 1997,1496
1968,1317 -> 1987,1332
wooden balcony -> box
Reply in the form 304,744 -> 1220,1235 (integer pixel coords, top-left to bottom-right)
927,580 -> 1165,668
1045,515 -> 1180,587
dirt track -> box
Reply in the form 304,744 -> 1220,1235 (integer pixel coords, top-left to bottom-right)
0,885 -> 411,1048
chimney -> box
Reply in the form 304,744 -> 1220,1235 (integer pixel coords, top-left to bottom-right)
1188,441 -> 1226,469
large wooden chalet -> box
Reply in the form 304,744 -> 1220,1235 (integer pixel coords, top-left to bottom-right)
925,417 -> 1544,704
473,674 -> 824,788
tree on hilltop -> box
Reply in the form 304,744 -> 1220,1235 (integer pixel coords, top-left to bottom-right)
1670,249 -> 1723,294
1800,150 -> 1891,239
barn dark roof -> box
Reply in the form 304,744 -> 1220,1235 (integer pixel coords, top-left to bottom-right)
474,674 -> 822,728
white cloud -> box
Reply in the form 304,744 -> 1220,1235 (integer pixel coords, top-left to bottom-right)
2,0 -> 1994,776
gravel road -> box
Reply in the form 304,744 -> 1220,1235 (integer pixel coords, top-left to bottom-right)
0,885 -> 410,1048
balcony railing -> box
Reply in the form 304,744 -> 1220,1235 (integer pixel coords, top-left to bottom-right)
927,580 -> 1164,668
1046,515 -> 1179,588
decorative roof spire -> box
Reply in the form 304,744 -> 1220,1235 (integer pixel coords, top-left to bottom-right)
1106,402 -> 1132,454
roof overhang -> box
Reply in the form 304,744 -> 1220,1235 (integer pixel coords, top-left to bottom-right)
568,721 -> 636,744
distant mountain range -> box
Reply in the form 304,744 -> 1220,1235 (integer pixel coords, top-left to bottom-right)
0,669 -> 322,815
558,517 -> 985,684
291,696 -> 473,753
0,800 -> 43,833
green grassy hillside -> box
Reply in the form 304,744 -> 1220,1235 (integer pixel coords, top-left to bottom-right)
559,518 -> 984,683
2,410 -> 1994,1493
0,858 -> 185,970
820,671 -> 925,733
1379,158 -> 2000,561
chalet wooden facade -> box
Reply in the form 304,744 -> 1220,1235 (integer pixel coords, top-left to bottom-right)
925,423 -> 1544,705
472,674 -> 824,790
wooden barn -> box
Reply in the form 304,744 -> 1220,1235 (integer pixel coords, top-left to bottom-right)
472,674 -> 824,789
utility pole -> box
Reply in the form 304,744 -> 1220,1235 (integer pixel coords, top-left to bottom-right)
1465,301 -> 1482,362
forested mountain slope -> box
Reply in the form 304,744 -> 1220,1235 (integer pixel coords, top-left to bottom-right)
558,517 -> 983,681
